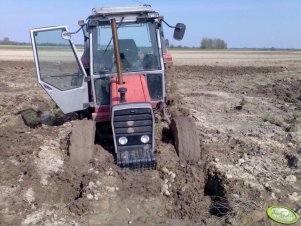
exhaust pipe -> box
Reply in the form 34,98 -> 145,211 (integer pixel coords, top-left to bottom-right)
111,18 -> 123,84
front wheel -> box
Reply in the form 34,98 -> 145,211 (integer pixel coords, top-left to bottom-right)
170,116 -> 201,163
69,119 -> 96,165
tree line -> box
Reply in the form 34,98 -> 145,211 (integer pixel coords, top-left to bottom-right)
166,37 -> 228,49
200,38 -> 227,49
0,37 -> 28,45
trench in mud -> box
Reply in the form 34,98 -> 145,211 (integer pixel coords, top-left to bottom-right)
204,172 -> 231,217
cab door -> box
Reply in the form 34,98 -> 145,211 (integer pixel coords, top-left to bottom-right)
30,26 -> 90,113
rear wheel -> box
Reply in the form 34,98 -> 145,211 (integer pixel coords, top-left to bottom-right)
69,119 -> 96,165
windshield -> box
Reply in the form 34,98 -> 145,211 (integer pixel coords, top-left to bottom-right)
92,21 -> 161,74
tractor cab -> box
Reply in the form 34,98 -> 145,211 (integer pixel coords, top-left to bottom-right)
82,5 -> 185,121
30,5 -> 186,168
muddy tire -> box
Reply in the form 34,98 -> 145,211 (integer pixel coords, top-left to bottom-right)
69,119 -> 96,165
170,116 -> 200,163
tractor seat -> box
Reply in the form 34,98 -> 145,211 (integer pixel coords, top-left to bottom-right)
118,39 -> 142,70
118,39 -> 139,61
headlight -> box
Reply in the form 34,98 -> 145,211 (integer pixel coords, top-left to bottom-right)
118,137 -> 128,145
141,135 -> 150,143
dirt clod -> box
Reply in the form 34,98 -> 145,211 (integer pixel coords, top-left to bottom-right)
20,108 -> 41,128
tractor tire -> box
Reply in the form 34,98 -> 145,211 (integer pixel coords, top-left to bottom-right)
69,119 -> 96,165
170,116 -> 201,163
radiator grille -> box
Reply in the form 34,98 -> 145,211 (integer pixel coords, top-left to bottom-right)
112,107 -> 155,168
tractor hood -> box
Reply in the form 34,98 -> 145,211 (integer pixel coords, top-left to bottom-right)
111,75 -> 151,106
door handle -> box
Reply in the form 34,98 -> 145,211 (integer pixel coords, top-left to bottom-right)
43,84 -> 52,90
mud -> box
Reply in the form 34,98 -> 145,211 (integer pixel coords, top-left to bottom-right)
1,52 -> 301,225
173,59 -> 301,224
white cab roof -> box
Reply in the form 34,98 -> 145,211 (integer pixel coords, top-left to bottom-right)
91,5 -> 154,16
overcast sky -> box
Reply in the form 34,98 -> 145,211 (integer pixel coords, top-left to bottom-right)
0,0 -> 300,48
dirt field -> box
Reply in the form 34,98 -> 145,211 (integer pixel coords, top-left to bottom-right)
0,50 -> 301,225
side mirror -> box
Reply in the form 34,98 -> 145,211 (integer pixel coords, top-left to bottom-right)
173,23 -> 186,41
61,31 -> 71,40
78,20 -> 85,27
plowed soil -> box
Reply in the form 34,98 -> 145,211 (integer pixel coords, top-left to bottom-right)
1,51 -> 301,226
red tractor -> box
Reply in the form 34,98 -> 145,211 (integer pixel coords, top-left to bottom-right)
30,5 -> 200,169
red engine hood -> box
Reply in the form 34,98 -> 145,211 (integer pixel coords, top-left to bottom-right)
111,75 -> 151,106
